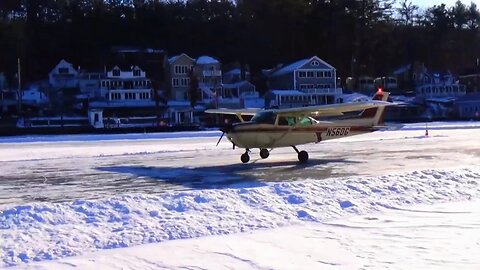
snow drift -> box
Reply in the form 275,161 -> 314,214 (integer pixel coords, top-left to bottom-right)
1,167 -> 479,267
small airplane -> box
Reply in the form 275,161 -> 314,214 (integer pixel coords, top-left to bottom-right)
206,90 -> 395,163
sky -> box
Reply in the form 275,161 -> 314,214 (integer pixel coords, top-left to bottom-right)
412,0 -> 480,8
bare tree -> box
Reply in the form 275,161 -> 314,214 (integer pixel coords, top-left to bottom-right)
451,0 -> 467,29
396,0 -> 419,26
466,2 -> 480,30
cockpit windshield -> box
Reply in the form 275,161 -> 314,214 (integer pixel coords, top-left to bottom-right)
251,111 -> 277,125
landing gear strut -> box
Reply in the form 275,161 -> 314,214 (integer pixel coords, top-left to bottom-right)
259,148 -> 270,159
241,149 -> 250,163
292,146 -> 309,163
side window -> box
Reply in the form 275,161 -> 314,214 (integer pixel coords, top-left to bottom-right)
287,117 -> 296,126
299,117 -> 313,126
278,116 -> 296,126
251,111 -> 277,125
278,116 -> 289,126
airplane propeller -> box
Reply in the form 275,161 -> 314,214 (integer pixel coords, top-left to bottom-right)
216,124 -> 233,147
216,131 -> 225,146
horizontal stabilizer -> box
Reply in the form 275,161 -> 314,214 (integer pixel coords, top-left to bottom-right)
373,124 -> 404,131
205,108 -> 260,116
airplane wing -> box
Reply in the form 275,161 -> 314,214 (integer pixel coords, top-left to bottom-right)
204,108 -> 261,116
273,100 -> 393,117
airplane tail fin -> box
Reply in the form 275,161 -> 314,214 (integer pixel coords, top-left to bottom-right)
359,91 -> 390,126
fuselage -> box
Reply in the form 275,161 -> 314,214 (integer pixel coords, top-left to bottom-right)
226,121 -> 375,149
208,90 -> 391,163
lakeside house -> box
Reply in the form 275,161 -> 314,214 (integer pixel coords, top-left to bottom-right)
7,52 -> 480,130
165,54 -> 263,124
263,56 -> 343,108
15,53 -> 262,129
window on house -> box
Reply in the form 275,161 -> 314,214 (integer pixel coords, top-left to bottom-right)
112,69 -> 120,76
298,71 -> 307,78
311,60 -> 320,66
181,78 -> 191,87
317,84 -> 331,89
125,93 -> 136,99
58,67 -> 69,74
172,78 -> 190,87
300,84 -> 315,89
316,71 -> 332,78
133,69 -> 141,77
306,71 -> 314,78
174,65 -> 191,75
110,93 -> 121,100
172,78 -> 179,87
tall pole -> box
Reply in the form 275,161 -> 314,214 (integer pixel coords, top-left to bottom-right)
17,58 -> 22,114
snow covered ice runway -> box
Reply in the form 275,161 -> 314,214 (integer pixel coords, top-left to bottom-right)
1,122 -> 480,269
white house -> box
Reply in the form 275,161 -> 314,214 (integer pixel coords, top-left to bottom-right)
194,55 -> 223,103
415,71 -> 466,98
95,65 -> 154,107
48,59 -> 79,90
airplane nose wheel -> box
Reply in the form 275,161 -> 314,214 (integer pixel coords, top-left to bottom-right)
259,148 -> 270,159
241,150 -> 250,164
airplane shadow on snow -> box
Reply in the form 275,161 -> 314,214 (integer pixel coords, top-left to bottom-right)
97,158 -> 362,190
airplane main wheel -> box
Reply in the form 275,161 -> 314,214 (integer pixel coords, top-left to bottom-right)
241,153 -> 250,163
260,148 -> 270,159
298,151 -> 309,163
